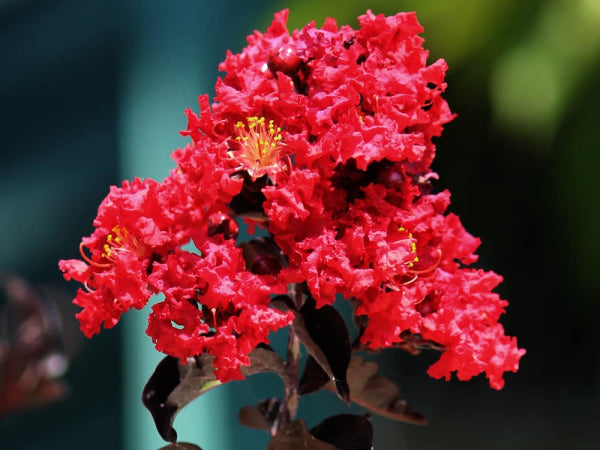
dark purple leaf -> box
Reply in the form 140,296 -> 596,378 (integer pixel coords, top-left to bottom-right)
270,294 -> 295,311
256,397 -> 281,425
239,397 -> 281,432
323,356 -> 426,425
351,313 -> 369,351
273,296 -> 351,402
298,355 -> 329,396
143,347 -> 285,442
298,297 -> 351,402
142,355 -> 189,443
310,414 -> 373,450
238,406 -> 271,432
267,420 -> 337,450
238,397 -> 281,433
242,344 -> 285,377
158,443 -> 203,450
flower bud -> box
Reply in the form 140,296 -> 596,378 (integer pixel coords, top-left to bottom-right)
250,254 -> 282,275
376,164 -> 404,190
267,46 -> 302,76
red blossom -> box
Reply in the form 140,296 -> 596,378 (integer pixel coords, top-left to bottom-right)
59,177 -> 186,336
60,9 -> 524,389
146,241 -> 292,382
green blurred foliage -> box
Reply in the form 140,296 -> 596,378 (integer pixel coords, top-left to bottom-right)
491,0 -> 600,144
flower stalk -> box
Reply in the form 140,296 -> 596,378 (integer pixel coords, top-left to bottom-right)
279,327 -> 301,431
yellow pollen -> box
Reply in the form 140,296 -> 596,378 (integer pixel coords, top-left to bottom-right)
233,116 -> 287,181
396,225 -> 424,270
408,249 -> 442,275
102,225 -> 145,261
388,225 -> 441,290
79,225 -> 145,269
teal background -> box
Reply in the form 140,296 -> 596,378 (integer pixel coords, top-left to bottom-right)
1,0 -> 599,448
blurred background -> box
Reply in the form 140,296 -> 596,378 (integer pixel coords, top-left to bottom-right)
1,0 -> 599,448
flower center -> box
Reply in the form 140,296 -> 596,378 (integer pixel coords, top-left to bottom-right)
102,225 -> 146,260
397,226 -> 420,268
384,226 -> 443,289
79,225 -> 146,268
233,116 -> 288,181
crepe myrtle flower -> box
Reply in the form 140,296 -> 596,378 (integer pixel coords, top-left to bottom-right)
59,177 -> 180,337
60,9 -> 524,392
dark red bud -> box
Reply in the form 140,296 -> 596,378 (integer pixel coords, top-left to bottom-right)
376,165 -> 404,190
250,254 -> 282,275
207,213 -> 239,240
267,46 -> 302,76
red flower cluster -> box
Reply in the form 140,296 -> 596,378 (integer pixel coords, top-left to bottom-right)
60,10 -> 524,387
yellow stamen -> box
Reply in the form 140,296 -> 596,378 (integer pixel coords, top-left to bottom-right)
79,241 -> 111,268
80,225 -> 146,268
396,225 -> 439,277
232,116 -> 288,181
408,249 -> 442,275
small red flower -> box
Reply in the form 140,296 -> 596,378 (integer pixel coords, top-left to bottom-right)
60,178 -> 174,336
